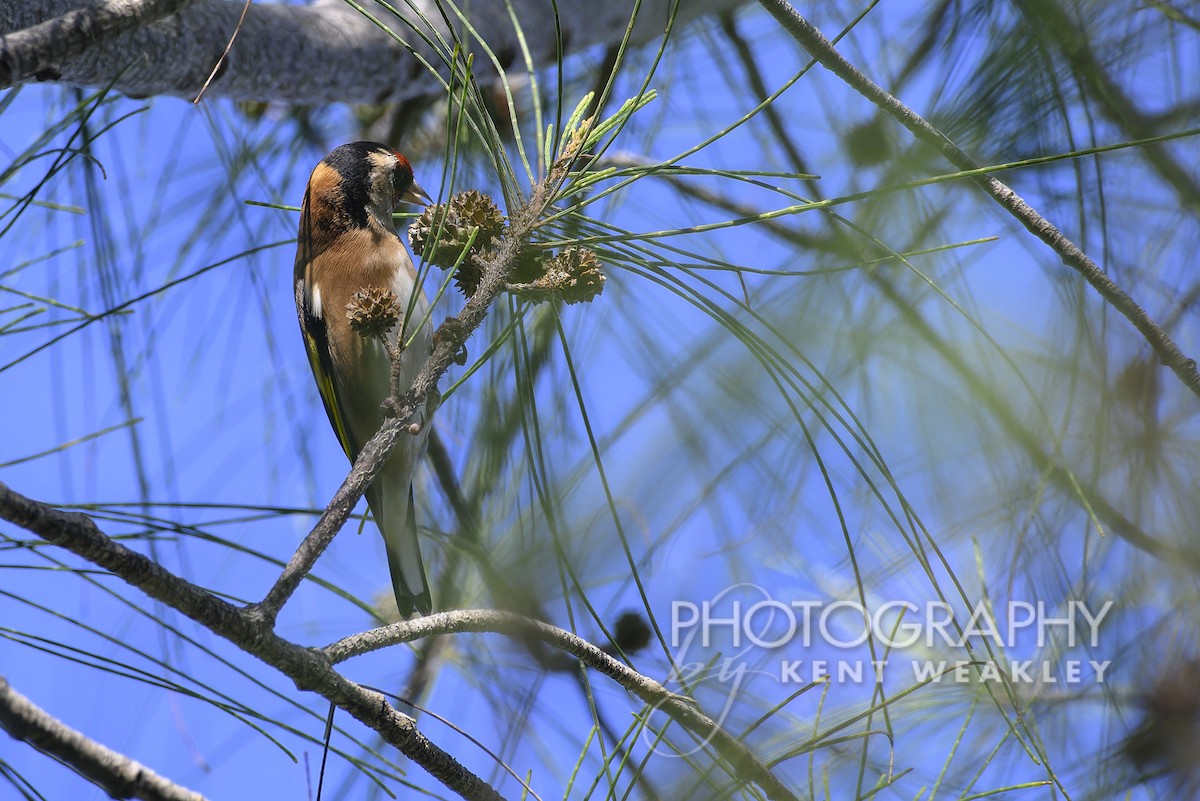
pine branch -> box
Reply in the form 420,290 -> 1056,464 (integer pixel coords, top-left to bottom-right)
0,676 -> 207,801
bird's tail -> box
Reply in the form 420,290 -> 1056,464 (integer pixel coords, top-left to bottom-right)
366,481 -> 431,617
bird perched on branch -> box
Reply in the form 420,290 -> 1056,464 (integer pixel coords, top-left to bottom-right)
293,141 -> 435,616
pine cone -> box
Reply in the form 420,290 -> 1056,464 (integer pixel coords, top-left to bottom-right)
454,189 -> 506,241
509,247 -> 605,305
408,190 -> 505,270
556,247 -> 606,304
346,286 -> 401,338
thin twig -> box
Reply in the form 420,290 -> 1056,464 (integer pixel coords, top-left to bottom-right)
192,0 -> 250,104
326,610 -> 801,801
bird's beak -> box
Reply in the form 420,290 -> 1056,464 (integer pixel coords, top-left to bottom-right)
400,181 -> 433,207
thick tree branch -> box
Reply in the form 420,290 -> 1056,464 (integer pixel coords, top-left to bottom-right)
0,482 -> 504,801
755,0 -> 1200,402
0,480 -> 801,801
0,0 -> 197,87
0,676 -> 206,801
0,0 -> 743,101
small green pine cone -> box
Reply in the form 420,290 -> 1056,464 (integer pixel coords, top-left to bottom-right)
453,262 -> 484,297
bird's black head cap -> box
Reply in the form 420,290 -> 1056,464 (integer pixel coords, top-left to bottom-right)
322,141 -> 413,228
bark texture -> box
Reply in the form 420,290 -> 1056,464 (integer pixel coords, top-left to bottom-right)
0,0 -> 744,101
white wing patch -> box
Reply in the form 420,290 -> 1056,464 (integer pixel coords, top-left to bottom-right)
310,284 -> 323,318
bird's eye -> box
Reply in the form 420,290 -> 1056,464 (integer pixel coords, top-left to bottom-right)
389,177 -> 410,206
391,155 -> 413,195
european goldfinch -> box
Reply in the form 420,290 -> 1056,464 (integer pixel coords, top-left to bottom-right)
294,141 -> 434,617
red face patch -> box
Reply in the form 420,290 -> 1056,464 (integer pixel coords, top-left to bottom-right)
390,150 -> 414,203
